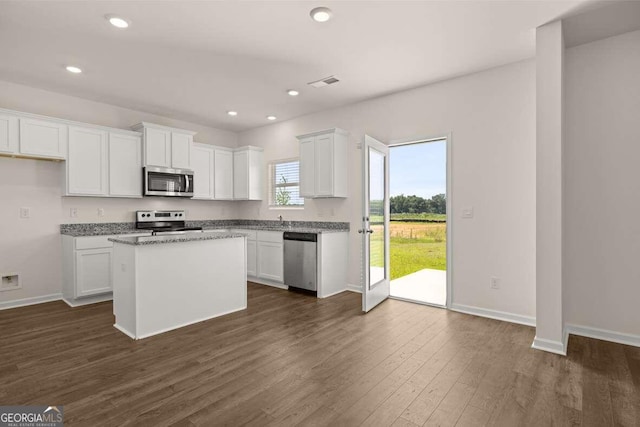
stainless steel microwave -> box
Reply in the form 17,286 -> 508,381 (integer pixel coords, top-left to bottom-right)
144,166 -> 194,197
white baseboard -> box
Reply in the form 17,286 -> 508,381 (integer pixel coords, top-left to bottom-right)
248,277 -> 288,290
450,303 -> 536,327
62,293 -> 113,307
0,293 -> 62,310
567,323 -> 640,348
113,323 -> 137,340
531,328 -> 568,356
346,283 -> 362,294
319,288 -> 349,298
135,305 -> 247,340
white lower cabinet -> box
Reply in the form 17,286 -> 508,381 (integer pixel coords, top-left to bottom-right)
257,241 -> 284,282
231,229 -> 282,285
247,240 -> 257,277
75,249 -> 112,297
256,231 -> 284,283
62,233 -> 150,305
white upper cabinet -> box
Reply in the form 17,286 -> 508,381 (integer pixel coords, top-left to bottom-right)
191,143 -> 214,199
233,146 -> 263,200
297,128 -> 348,198
144,127 -> 171,167
214,148 -> 234,200
299,136 -> 315,198
132,122 -> 195,169
109,133 -> 142,198
19,117 -> 68,159
171,132 -> 192,169
66,127 -> 142,198
191,144 -> 236,200
0,113 -> 18,154
66,126 -> 108,196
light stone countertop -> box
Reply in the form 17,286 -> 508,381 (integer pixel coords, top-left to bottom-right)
108,231 -> 247,246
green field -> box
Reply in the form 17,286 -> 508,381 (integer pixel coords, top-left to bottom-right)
370,221 -> 447,280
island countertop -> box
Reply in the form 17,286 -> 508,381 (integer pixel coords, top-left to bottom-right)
109,231 -> 247,246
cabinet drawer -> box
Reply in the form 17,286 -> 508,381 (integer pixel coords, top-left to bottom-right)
75,236 -> 114,250
231,229 -> 257,241
257,230 -> 283,243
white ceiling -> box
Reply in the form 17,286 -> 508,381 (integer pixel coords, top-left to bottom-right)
0,0 -> 596,132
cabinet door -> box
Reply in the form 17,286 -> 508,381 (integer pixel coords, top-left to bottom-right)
257,241 -> 284,282
314,133 -> 334,196
214,149 -> 234,199
0,114 -> 18,154
299,136 -> 315,197
233,150 -> 249,199
67,126 -> 108,196
75,248 -> 112,297
171,132 -> 192,169
144,127 -> 171,167
109,133 -> 142,197
191,144 -> 214,199
247,240 -> 257,277
19,118 -> 67,159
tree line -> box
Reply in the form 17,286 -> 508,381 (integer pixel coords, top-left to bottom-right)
390,193 -> 446,214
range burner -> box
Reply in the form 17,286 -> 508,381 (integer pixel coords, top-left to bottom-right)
135,210 -> 202,234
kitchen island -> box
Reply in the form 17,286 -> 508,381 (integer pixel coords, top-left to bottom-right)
109,231 -> 247,339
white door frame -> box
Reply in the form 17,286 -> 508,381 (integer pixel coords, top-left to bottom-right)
388,133 -> 453,309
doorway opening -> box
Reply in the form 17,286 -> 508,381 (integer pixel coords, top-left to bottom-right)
389,137 -> 448,306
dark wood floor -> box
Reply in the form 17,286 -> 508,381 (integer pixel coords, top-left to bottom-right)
1,283 -> 639,426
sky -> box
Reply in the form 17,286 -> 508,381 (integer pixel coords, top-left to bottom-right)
389,140 -> 446,199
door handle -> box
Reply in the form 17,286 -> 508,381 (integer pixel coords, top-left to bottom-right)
358,229 -> 374,234
367,229 -> 374,234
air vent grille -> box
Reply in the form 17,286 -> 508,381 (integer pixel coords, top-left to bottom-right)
308,75 -> 340,88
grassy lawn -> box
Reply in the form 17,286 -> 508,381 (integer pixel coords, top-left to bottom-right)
369,221 -> 447,280
389,221 -> 446,280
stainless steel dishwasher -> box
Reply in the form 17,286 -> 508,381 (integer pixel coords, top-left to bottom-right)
283,232 -> 318,292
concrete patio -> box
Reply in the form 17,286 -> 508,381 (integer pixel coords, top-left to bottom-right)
390,268 -> 446,306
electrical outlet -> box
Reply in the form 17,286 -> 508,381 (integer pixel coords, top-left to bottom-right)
490,276 -> 500,289
462,207 -> 474,219
98,208 -> 105,217
19,207 -> 30,219
70,208 -> 78,218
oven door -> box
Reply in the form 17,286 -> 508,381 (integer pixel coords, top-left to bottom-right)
144,167 -> 194,197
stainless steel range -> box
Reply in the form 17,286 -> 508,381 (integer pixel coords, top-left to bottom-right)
136,210 -> 203,235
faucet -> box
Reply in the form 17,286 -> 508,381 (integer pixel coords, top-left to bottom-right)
277,215 -> 284,226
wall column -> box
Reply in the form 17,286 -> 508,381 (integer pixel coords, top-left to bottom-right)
533,20 -> 566,355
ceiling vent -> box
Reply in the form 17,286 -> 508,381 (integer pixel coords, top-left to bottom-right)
308,75 -> 340,88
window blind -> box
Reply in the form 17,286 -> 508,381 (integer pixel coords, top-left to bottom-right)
270,160 -> 304,206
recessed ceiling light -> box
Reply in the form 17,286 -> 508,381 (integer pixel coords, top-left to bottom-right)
65,66 -> 82,74
106,15 -> 130,29
310,7 -> 332,23
227,111 -> 238,116
287,89 -> 300,96
267,115 -> 277,121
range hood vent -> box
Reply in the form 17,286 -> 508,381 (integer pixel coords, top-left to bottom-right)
308,75 -> 340,88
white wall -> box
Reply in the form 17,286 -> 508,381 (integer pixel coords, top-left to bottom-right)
564,29 -> 640,337
0,80 -> 238,305
238,60 -> 537,320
